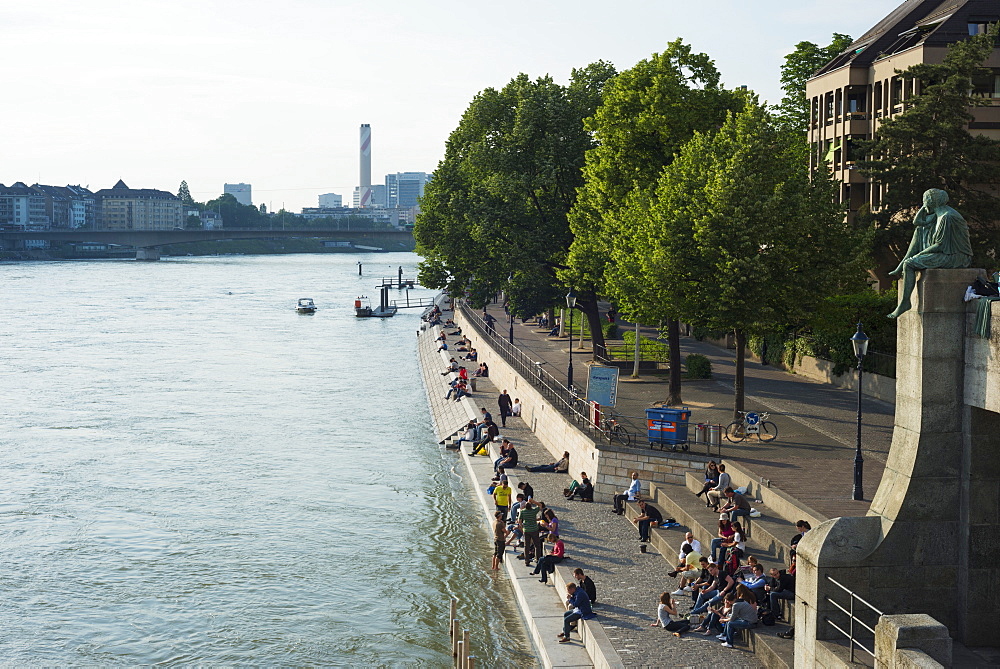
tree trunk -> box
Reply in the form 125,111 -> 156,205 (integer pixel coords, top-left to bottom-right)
579,296 -> 606,359
734,329 -> 746,419
666,319 -> 682,405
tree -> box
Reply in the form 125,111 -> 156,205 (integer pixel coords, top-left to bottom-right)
567,40 -> 744,403
773,33 -> 853,134
859,26 -> 1000,282
612,99 -> 868,416
204,193 -> 267,228
414,63 -> 616,345
177,180 -> 195,206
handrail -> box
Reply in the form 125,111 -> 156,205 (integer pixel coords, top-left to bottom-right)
823,574 -> 884,662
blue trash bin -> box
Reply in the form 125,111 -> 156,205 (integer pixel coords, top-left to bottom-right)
645,407 -> 691,450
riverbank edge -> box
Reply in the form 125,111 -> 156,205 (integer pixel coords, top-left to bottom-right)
415,314 -> 612,668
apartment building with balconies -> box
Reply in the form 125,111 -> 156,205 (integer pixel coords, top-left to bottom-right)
806,0 -> 1000,220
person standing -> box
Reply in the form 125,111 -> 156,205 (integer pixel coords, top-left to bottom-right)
491,511 -> 506,571
498,389 -> 513,427
493,478 -> 512,515
517,500 -> 542,567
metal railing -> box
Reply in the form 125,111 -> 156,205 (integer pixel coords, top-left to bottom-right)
458,303 -> 725,455
823,574 -> 884,663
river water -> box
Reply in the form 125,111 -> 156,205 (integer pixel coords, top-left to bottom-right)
0,253 -> 532,666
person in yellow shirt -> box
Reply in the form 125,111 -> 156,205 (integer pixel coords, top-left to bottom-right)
493,477 -> 512,515
668,544 -> 703,594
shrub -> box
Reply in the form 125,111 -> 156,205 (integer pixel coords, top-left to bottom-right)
603,322 -> 619,340
622,330 -> 670,361
685,353 -> 712,379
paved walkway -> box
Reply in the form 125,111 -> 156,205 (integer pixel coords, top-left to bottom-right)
483,305 -> 896,520
418,318 -> 763,668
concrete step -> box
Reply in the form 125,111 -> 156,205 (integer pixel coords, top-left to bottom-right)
688,461 -> 827,528
748,626 -> 795,669
646,479 -> 797,570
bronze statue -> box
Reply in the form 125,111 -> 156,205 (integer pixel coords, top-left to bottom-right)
887,188 -> 972,319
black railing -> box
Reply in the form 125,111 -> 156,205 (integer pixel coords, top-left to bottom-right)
458,303 -> 724,454
823,575 -> 884,663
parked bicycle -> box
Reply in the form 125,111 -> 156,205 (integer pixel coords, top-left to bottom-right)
599,409 -> 633,447
725,411 -> 777,443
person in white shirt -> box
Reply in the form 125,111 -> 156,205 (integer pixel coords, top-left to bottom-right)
677,532 -> 703,561
706,463 -> 732,511
612,472 -> 641,515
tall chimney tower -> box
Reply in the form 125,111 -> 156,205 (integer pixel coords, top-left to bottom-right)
359,123 -> 372,207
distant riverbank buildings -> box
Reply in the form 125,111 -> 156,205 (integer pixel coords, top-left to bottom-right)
0,179 -> 183,231
806,0 -> 1000,223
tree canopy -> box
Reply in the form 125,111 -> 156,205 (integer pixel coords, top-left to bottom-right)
609,99 -> 868,414
773,33 -> 853,134
414,63 -> 616,321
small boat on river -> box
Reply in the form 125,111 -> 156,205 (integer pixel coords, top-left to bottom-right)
297,297 -> 317,313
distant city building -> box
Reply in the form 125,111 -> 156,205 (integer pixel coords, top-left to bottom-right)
319,193 -> 343,208
30,184 -> 95,229
806,0 -> 1000,225
187,208 -> 223,230
224,183 -> 252,206
0,182 -> 50,229
300,205 -> 395,227
93,180 -> 183,230
385,172 -> 429,208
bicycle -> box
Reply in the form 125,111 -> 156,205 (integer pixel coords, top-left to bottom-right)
599,409 -> 633,447
725,411 -> 777,443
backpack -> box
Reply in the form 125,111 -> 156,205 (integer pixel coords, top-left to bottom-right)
760,610 -> 776,626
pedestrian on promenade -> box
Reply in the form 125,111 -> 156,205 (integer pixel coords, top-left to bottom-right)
493,478 -> 512,515
497,389 -> 513,427
526,450 -> 569,474
531,536 -> 565,583
694,460 -> 720,498
719,488 -> 752,529
706,463 -> 731,510
491,511 -> 506,571
558,582 -> 595,643
710,516 -> 735,563
650,592 -> 691,635
634,499 -> 663,543
573,568 -> 597,605
612,471 -> 641,514
517,500 -> 542,567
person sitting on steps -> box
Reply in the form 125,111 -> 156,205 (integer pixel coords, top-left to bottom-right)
612,472 -> 641,515
694,460 -> 720,499
565,472 -> 593,502
705,464 -> 732,511
527,450 -> 569,474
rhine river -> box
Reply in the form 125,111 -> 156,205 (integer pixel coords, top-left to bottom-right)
0,252 -> 532,666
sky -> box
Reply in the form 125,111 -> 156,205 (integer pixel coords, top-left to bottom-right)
1,0 -> 899,213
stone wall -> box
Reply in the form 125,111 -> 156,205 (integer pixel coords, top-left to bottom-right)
454,309 -> 711,502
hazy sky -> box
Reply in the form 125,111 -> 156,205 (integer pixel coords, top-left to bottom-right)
1,0 -> 897,212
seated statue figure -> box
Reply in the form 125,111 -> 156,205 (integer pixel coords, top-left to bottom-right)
887,188 -> 972,319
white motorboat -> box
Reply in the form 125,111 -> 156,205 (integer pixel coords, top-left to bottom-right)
297,297 -> 317,314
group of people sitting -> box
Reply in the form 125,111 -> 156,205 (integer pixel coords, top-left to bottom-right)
483,438 -> 604,645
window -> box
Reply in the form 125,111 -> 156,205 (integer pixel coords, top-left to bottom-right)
971,70 -> 1000,98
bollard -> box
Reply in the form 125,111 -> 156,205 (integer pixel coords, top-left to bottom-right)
467,657 -> 475,669
452,619 -> 460,657
449,599 -> 457,636
456,641 -> 464,668
462,630 -> 471,668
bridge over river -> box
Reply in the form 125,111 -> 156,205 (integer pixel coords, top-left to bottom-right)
0,228 -> 415,259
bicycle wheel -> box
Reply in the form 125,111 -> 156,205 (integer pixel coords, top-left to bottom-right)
611,424 -> 632,447
758,421 -> 778,442
725,421 -> 746,443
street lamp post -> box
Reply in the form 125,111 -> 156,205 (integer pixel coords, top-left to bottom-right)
566,290 -> 577,389
851,322 -> 869,501
508,274 -> 515,345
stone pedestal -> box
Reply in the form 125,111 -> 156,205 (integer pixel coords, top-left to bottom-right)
794,269 -> 997,667
136,247 -> 161,261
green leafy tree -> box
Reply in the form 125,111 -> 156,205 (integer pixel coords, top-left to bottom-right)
567,40 -> 744,403
204,193 -> 267,228
859,26 -> 1000,282
177,180 -> 195,206
414,63 -> 616,340
773,33 -> 853,134
612,99 -> 868,416
184,214 -> 202,229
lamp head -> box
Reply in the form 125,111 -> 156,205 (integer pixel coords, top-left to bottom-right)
850,322 -> 869,359
566,290 -> 577,308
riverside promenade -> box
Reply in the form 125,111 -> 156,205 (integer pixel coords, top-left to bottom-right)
477,304 -> 896,523
417,312 -> 764,668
